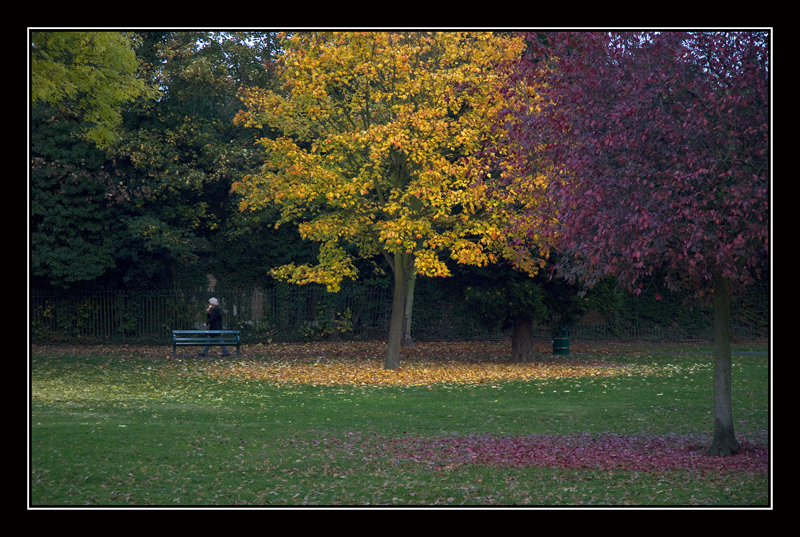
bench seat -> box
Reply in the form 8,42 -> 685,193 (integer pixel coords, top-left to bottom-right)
172,330 -> 240,358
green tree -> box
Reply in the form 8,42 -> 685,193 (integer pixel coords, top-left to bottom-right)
30,99 -> 192,290
453,254 -> 616,362
30,156 -> 118,288
31,31 -> 287,291
458,264 -> 547,362
110,31 -> 285,290
31,31 -> 157,147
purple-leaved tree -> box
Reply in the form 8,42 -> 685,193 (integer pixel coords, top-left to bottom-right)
497,31 -> 769,457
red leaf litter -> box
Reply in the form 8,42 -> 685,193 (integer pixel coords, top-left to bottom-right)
382,433 -> 768,474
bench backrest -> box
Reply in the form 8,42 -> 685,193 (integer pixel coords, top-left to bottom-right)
173,330 -> 240,334
172,330 -> 240,342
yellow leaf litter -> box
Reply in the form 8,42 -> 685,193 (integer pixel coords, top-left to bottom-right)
203,342 -> 638,387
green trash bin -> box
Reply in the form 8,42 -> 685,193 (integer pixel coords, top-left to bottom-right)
553,328 -> 570,355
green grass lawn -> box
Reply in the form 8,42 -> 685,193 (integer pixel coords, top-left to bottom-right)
30,342 -> 769,507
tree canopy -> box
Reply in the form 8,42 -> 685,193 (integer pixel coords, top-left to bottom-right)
30,31 -> 289,290
498,31 -> 769,298
233,31 -> 551,368
31,31 -> 158,147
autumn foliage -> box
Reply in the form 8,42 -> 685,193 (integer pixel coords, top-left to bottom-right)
233,32 -> 543,287
383,433 -> 767,474
494,31 -> 769,458
233,32 -> 551,369
498,31 -> 769,297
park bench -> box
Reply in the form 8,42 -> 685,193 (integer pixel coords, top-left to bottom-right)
172,330 -> 240,358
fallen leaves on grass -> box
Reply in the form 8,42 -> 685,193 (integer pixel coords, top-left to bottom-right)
30,340 -> 623,361
135,341 -> 633,387
29,341 -> 663,388
314,431 -> 769,474
205,358 -> 632,387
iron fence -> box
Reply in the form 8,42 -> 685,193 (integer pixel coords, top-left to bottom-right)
30,286 -> 767,345
30,286 -> 398,344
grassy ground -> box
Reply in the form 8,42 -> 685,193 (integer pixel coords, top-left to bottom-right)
30,340 -> 769,507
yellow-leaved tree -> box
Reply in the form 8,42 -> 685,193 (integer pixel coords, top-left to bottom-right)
233,31 -> 548,369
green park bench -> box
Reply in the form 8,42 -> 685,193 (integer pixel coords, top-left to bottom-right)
172,330 -> 241,358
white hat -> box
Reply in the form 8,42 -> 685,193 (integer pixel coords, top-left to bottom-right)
209,297 -> 219,305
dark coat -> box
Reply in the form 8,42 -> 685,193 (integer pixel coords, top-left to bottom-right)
206,305 -> 223,330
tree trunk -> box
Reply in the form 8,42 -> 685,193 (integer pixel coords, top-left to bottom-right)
510,316 -> 534,363
401,270 -> 416,348
385,252 -> 410,370
706,272 -> 741,457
